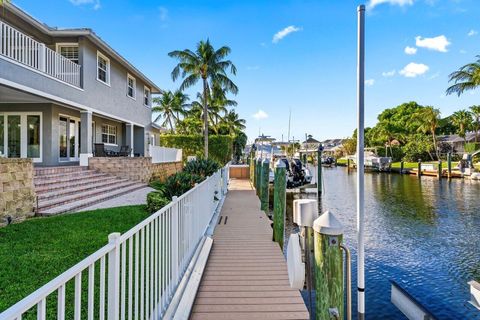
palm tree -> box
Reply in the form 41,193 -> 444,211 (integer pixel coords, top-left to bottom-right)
415,106 -> 441,159
446,55 -> 480,96
470,105 -> 480,143
451,110 -> 473,145
171,90 -> 190,121
169,39 -> 238,158
152,91 -> 177,132
223,110 -> 246,135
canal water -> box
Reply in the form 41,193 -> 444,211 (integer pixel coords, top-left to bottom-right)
280,166 -> 480,319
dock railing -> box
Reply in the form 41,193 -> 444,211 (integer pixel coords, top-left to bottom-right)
0,165 -> 229,320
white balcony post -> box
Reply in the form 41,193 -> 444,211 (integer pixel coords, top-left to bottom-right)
108,233 -> 121,320
126,123 -> 134,157
80,110 -> 93,166
38,43 -> 46,72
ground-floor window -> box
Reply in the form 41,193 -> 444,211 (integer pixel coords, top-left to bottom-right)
101,124 -> 117,144
0,112 -> 42,162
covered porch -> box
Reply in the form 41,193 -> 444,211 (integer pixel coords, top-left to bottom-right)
0,85 -> 149,166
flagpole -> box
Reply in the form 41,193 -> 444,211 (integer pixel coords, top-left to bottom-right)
356,4 -> 366,320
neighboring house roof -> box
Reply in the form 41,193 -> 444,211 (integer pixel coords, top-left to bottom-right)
302,137 -> 321,144
438,132 -> 478,143
4,3 -> 161,94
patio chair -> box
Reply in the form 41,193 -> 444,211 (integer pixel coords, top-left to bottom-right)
94,143 -> 117,157
118,145 -> 132,157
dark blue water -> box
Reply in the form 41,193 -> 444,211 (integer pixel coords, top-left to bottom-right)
286,167 -> 480,319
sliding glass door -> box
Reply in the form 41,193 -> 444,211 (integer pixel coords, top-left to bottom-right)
0,113 -> 42,162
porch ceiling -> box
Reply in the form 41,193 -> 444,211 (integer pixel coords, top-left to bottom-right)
0,85 -> 51,104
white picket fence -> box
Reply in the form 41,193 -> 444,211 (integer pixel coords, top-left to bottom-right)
0,166 -> 229,320
150,146 -> 182,164
0,20 -> 81,87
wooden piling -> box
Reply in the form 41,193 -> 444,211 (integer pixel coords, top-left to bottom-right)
313,212 -> 344,320
255,158 -> 262,196
417,160 -> 422,178
347,158 -> 350,173
317,146 -> 323,195
447,152 -> 452,179
400,161 -> 404,174
273,160 -> 286,249
437,160 -> 442,179
250,154 -> 255,184
260,158 -> 270,211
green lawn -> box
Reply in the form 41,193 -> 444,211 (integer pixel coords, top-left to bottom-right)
0,206 -> 149,314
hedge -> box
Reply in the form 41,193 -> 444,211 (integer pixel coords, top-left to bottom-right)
160,134 -> 233,165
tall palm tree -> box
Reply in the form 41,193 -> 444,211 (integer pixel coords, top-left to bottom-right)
169,39 -> 238,158
446,55 -> 480,96
451,110 -> 473,145
152,91 -> 177,132
415,106 -> 441,159
470,105 -> 480,143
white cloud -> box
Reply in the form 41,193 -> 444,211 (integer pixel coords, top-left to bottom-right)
272,26 -> 302,43
252,110 -> 269,120
415,35 -> 450,52
468,29 -> 478,37
382,70 -> 396,77
399,62 -> 429,78
69,0 -> 100,10
158,6 -> 168,21
367,0 -> 414,9
365,79 -> 375,86
404,46 -> 417,55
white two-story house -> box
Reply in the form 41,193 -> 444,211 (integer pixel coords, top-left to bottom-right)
0,3 -> 162,166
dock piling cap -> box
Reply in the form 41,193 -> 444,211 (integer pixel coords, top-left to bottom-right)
313,211 -> 344,235
275,159 -> 286,168
262,158 -> 270,165
293,199 -> 317,227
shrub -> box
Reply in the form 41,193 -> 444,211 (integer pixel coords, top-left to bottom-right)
161,171 -> 204,199
160,134 -> 233,165
376,146 -> 404,162
183,158 -> 220,178
146,192 -> 170,213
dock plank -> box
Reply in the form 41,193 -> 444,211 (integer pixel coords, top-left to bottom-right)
190,179 -> 309,320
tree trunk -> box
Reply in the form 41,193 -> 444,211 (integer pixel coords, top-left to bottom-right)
169,116 -> 174,133
432,130 -> 438,160
202,78 -> 209,159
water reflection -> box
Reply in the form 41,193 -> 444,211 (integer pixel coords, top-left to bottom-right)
281,167 -> 480,319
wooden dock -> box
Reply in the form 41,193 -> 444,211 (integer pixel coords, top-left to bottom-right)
190,179 -> 309,320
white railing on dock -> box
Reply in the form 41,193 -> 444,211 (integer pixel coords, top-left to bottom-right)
150,146 -> 182,163
0,165 -> 229,320
0,20 -> 81,87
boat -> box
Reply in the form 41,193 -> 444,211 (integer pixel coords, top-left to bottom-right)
349,150 -> 392,172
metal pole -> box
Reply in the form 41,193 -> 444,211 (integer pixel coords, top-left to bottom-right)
356,4 -> 366,320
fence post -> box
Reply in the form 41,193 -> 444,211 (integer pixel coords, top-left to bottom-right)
172,196 -> 179,285
313,211 -> 344,320
447,152 -> 452,179
273,160 -> 286,249
417,159 -> 422,178
437,160 -> 442,179
108,232 -> 121,320
260,158 -> 270,211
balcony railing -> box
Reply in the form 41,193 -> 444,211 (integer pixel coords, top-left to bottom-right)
0,20 -> 81,88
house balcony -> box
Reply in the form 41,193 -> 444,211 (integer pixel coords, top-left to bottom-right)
0,20 -> 81,88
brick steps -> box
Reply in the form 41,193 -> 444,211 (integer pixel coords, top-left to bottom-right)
33,166 -> 148,215
39,184 -> 148,216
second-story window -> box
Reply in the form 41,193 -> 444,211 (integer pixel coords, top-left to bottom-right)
127,74 -> 136,99
97,52 -> 110,85
57,44 -> 79,64
144,87 -> 151,106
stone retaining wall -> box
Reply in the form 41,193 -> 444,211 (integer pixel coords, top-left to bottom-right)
88,157 -> 183,183
0,158 -> 36,225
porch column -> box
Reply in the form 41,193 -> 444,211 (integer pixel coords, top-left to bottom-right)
80,110 -> 93,166
126,123 -> 134,157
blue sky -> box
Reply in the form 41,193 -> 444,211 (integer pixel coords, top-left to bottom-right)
14,0 -> 480,143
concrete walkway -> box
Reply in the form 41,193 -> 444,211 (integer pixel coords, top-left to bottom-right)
190,179 -> 309,320
79,186 -> 154,211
